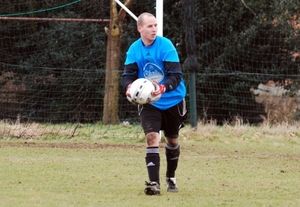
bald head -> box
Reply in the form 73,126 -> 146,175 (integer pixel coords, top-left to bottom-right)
137,12 -> 155,26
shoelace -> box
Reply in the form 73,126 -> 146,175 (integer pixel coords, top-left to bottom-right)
145,181 -> 157,186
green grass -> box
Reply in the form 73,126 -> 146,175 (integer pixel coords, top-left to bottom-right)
1,125 -> 300,207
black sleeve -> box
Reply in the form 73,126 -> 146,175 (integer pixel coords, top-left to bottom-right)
121,63 -> 138,92
163,61 -> 183,92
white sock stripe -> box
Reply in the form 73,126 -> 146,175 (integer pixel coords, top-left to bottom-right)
165,143 -> 180,150
146,148 -> 159,154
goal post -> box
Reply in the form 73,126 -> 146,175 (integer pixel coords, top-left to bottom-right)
155,0 -> 163,36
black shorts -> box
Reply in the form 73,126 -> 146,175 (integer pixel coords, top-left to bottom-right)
138,99 -> 187,138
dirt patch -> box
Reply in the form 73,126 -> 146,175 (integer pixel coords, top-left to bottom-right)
0,141 -> 143,149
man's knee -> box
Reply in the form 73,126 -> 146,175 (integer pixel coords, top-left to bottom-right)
165,137 -> 178,147
146,132 -> 160,146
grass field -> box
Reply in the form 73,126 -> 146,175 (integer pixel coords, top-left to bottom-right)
1,123 -> 300,207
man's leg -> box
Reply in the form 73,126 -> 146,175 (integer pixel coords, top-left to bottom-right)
139,104 -> 163,195
144,132 -> 161,195
163,100 -> 187,192
165,138 -> 180,178
165,137 -> 180,192
145,132 -> 160,184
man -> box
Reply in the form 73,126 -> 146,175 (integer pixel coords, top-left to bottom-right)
121,12 -> 187,195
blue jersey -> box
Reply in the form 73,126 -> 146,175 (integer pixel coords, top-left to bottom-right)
125,36 -> 186,110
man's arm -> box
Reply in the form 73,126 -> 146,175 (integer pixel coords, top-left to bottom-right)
121,62 -> 139,91
163,61 -> 182,92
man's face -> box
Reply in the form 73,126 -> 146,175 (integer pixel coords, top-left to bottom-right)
138,15 -> 157,45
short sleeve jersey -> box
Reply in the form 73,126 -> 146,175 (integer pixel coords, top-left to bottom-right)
125,36 -> 186,110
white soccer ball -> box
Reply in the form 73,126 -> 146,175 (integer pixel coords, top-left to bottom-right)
128,78 -> 155,104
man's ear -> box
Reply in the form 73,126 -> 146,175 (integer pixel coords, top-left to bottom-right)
137,25 -> 142,32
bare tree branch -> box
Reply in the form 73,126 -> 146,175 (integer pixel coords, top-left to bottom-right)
241,0 -> 256,16
118,0 -> 136,22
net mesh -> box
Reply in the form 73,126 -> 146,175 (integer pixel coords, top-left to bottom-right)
0,0 -> 300,139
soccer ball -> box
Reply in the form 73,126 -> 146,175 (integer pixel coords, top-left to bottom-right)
128,78 -> 155,104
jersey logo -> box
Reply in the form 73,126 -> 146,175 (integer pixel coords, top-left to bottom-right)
143,62 -> 164,83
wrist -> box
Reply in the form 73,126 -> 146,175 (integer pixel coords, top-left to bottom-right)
161,84 -> 166,93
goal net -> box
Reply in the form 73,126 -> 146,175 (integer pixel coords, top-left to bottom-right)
0,0 -> 299,139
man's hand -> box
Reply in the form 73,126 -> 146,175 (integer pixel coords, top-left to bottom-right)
126,83 -> 136,104
152,81 -> 166,96
149,81 -> 165,104
125,83 -> 132,97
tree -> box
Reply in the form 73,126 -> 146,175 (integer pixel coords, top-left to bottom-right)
102,0 -> 135,124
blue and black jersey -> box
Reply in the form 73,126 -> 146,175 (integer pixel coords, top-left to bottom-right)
122,36 -> 186,110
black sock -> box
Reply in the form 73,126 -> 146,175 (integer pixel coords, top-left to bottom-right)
165,144 -> 180,178
145,147 -> 160,184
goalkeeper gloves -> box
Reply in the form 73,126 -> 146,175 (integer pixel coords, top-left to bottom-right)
125,83 -> 135,104
148,81 -> 165,104
152,81 -> 166,96
125,83 -> 132,97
